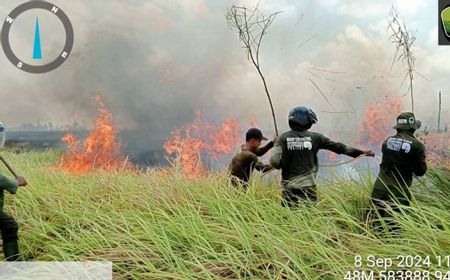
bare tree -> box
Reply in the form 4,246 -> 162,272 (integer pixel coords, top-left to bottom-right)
226,4 -> 280,135
387,6 -> 417,113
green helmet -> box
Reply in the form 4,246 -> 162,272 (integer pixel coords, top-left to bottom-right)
393,112 -> 421,130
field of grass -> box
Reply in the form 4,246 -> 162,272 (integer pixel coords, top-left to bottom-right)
1,150 -> 450,279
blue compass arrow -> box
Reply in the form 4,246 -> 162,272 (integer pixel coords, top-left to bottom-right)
33,17 -> 42,60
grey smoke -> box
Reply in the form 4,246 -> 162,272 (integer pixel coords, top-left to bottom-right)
0,0 -> 448,158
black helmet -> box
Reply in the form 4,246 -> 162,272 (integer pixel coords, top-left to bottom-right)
288,107 -> 318,130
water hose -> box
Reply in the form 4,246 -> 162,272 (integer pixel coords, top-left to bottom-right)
318,154 -> 366,168
263,154 -> 382,176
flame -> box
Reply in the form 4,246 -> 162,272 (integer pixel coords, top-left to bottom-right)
356,96 -> 403,146
164,111 -> 241,177
207,119 -> 241,159
355,96 -> 449,168
419,133 -> 450,168
58,95 -> 132,173
163,127 -> 207,176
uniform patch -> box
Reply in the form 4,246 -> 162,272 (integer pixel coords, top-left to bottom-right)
387,138 -> 402,151
386,138 -> 412,153
286,137 -> 313,151
401,142 -> 411,153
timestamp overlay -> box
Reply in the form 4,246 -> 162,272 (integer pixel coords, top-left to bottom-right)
343,255 -> 450,280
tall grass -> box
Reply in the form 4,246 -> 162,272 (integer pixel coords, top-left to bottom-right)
1,151 -> 449,279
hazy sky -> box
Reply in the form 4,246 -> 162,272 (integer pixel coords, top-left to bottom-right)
0,0 -> 448,141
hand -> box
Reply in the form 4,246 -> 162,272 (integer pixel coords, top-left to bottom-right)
16,176 -> 27,187
272,134 -> 278,143
363,150 -> 375,157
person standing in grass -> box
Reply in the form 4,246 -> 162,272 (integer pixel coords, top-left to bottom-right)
0,172 -> 27,261
229,128 -> 276,189
370,112 -> 427,223
0,122 -> 28,260
270,106 -> 375,208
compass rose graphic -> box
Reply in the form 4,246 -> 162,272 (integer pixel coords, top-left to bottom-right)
1,1 -> 74,74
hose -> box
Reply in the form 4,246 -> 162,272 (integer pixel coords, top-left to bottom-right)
320,154 -> 382,167
263,154 -> 382,176
319,154 -> 366,168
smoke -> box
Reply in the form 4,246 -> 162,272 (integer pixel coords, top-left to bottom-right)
0,0 -> 449,156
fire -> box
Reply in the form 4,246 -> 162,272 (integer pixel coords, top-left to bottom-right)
58,95 -> 132,173
163,126 -> 207,176
355,95 -> 449,169
419,133 -> 450,168
164,111 -> 241,177
356,96 -> 403,146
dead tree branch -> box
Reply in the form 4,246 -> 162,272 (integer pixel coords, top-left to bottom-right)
226,4 -> 280,135
387,6 -> 417,112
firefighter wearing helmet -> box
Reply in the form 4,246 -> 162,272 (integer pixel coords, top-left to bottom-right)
370,112 -> 427,228
270,107 -> 375,207
0,121 -> 28,261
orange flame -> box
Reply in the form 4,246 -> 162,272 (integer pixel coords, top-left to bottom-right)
356,96 -> 403,146
58,95 -> 132,173
164,111 -> 241,177
356,96 -> 449,168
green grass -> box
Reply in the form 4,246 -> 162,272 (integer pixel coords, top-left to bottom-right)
1,150 -> 450,279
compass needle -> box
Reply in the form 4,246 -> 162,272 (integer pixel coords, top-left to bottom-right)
33,17 -> 42,60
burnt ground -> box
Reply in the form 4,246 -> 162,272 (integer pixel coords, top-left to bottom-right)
4,130 -> 167,168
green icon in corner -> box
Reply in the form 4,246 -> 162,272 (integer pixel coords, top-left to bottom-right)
441,6 -> 450,38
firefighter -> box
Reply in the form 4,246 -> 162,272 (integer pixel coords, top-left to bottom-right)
370,112 -> 427,224
229,128 -> 276,189
0,173 -> 27,261
270,106 -> 375,207
0,122 -> 28,261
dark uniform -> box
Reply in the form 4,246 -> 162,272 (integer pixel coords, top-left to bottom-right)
270,130 -> 366,207
229,141 -> 273,188
0,173 -> 20,261
371,112 -> 427,220
270,107 -> 373,207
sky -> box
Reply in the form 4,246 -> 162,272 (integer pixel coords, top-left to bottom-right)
0,0 -> 448,145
